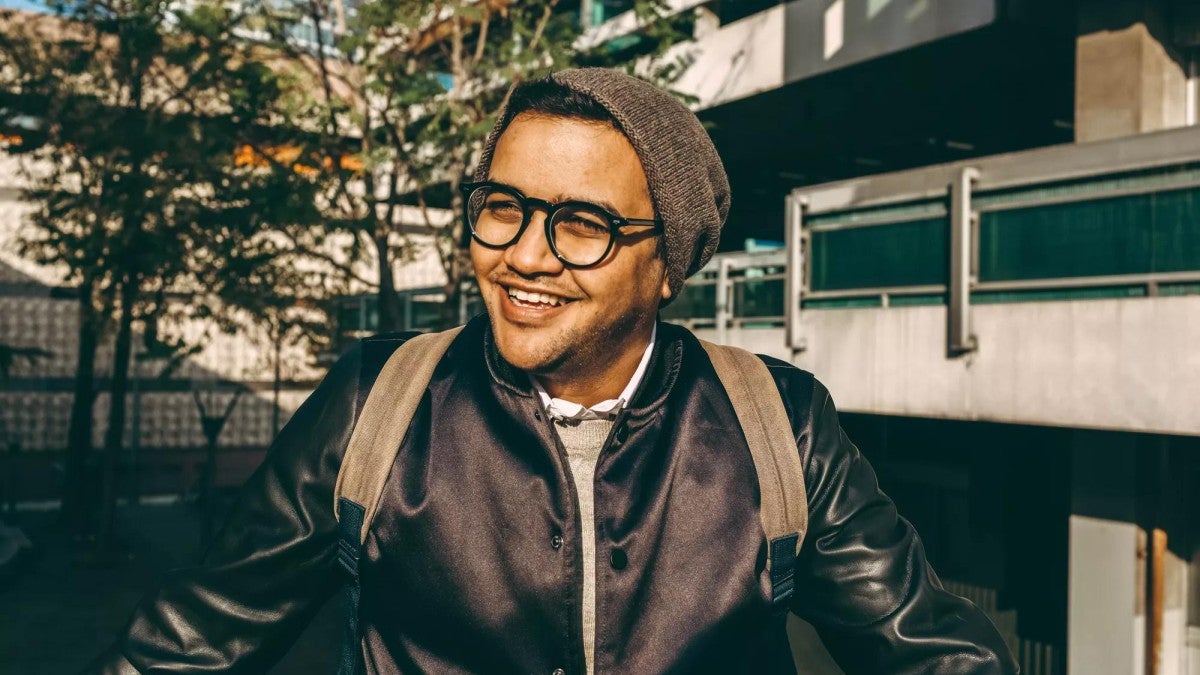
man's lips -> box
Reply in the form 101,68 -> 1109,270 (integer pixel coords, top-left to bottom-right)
494,282 -> 578,322
496,282 -> 579,309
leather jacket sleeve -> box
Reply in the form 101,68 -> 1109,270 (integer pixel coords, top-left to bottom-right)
781,370 -> 1019,675
84,346 -> 363,674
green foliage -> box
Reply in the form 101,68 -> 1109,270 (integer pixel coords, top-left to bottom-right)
0,0 -> 339,356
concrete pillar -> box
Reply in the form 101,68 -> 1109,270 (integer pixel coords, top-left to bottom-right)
1068,431 -> 1143,675
1075,0 -> 1188,142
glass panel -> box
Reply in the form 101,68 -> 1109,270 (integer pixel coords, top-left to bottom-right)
734,278 -> 784,317
1159,282 -> 1200,297
337,296 -> 378,333
810,218 -> 947,291
1150,188 -> 1200,273
661,282 -> 716,321
979,187 -> 1200,281
889,293 -> 945,307
410,299 -> 445,331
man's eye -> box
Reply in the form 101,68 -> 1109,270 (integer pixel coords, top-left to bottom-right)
556,215 -> 609,237
485,201 -> 523,220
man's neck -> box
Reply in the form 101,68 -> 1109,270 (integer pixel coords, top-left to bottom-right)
534,324 -> 655,408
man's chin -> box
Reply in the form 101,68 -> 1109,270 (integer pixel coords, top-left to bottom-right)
489,321 -> 567,374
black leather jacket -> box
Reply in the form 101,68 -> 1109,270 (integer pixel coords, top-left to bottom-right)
89,317 -> 1017,674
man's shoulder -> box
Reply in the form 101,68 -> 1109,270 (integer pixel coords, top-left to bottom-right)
661,321 -> 824,416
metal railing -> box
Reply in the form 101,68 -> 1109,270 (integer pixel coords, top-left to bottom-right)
662,250 -> 786,342
784,125 -> 1200,356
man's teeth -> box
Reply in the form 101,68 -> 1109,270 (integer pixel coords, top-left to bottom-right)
508,288 -> 566,306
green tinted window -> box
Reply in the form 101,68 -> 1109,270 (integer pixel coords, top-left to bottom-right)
979,187 -> 1200,281
661,282 -> 715,321
810,218 -> 947,291
734,278 -> 785,317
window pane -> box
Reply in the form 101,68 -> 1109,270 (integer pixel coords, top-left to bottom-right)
811,218 -> 947,291
734,278 -> 784,318
979,187 -> 1200,281
661,283 -> 716,321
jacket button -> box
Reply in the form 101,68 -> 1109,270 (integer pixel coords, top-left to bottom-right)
609,548 -> 628,570
551,534 -> 563,550
552,669 -> 566,675
612,424 -> 628,445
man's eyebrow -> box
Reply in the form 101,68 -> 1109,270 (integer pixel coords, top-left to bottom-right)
487,178 -> 623,215
548,192 -> 622,215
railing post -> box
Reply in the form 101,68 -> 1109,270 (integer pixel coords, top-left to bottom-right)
949,167 -> 980,356
715,257 -> 732,345
785,193 -> 808,354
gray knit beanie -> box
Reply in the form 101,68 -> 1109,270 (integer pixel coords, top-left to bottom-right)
474,68 -> 731,300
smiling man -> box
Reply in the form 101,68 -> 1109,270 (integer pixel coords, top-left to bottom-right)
90,69 -> 1016,675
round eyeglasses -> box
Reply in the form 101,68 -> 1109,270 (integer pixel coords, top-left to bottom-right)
461,181 -> 662,268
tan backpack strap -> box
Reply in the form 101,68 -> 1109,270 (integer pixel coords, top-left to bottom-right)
335,326 -> 464,543
700,340 -> 809,559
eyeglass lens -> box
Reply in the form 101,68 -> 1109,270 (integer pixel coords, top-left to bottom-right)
467,185 -> 614,267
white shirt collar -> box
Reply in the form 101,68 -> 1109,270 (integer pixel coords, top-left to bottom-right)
531,324 -> 656,421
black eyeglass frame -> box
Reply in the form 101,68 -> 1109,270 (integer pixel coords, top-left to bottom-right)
460,180 -> 663,269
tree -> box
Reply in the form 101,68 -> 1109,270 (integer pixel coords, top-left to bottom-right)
0,1 -> 334,547
257,0 -> 693,330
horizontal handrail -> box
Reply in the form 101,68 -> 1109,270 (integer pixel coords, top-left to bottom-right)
805,284 -> 947,300
793,125 -> 1200,216
693,250 -> 786,274
801,271 -> 1200,302
807,174 -> 1200,233
975,271 -> 1200,292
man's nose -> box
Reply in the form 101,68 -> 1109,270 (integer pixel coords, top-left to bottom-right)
503,212 -> 563,275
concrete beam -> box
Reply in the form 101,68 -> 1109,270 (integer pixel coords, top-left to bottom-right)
1076,0 -> 1189,141
695,295 -> 1200,436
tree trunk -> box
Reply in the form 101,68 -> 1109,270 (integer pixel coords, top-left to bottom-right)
96,279 -> 136,553
375,234 -> 404,332
60,283 -> 100,535
271,325 -> 282,436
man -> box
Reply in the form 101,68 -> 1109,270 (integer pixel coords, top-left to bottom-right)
91,69 -> 1016,674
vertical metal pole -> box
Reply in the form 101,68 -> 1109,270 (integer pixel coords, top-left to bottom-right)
129,344 -> 141,505
715,258 -> 732,345
785,193 -> 808,354
1186,48 -> 1198,126
949,167 -> 979,356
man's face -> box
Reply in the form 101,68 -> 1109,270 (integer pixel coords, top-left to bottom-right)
471,112 -> 671,379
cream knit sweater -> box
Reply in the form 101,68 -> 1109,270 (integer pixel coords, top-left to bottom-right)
552,417 -> 616,675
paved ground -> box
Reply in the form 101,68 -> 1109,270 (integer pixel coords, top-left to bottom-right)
0,500 -> 339,674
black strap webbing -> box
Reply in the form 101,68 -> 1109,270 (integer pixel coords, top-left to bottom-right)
337,497 -> 366,675
769,533 -> 799,617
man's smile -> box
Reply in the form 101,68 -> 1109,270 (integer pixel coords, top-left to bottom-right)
494,280 -> 580,324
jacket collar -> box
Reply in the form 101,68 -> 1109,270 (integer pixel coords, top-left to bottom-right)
477,313 -> 683,417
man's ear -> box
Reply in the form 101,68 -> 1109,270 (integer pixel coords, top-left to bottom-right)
660,274 -> 672,302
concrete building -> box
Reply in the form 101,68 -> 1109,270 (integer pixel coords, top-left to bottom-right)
638,1 -> 1200,674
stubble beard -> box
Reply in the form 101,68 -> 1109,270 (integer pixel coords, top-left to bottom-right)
490,298 -> 656,384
